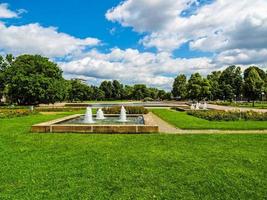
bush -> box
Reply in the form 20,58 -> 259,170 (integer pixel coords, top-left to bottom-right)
187,110 -> 267,121
0,109 -> 37,118
35,107 -> 84,112
103,106 -> 148,114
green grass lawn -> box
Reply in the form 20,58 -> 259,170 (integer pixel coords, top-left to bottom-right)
0,113 -> 266,199
152,109 -> 267,130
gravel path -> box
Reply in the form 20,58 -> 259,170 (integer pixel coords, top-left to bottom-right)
207,104 -> 267,113
149,112 -> 267,134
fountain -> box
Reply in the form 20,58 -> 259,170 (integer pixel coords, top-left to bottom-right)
96,108 -> 105,120
195,102 -> 200,110
203,102 -> 208,110
84,107 -> 95,123
118,106 -> 127,122
190,104 -> 195,110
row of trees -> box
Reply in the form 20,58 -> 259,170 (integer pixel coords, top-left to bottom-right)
0,54 -> 171,105
172,65 -> 267,104
1,54 -> 266,105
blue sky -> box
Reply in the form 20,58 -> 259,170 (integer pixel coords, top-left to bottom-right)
0,0 -> 266,89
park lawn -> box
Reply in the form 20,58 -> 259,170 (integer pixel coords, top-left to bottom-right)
0,114 -> 267,199
151,109 -> 267,130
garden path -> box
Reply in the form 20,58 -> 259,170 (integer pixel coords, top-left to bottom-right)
149,112 -> 267,134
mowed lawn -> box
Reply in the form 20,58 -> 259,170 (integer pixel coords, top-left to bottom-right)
0,114 -> 266,199
152,109 -> 267,130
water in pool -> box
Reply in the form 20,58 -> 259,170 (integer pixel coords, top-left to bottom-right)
59,115 -> 145,125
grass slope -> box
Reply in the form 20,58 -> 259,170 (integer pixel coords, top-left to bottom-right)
151,109 -> 267,130
0,113 -> 266,199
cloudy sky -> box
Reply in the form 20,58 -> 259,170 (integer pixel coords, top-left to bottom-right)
0,0 -> 267,89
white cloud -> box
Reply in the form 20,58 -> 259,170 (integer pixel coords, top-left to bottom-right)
0,22 -> 100,57
0,3 -> 20,18
106,0 -> 267,66
60,48 -> 214,89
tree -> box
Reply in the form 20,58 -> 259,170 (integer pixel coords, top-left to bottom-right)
68,80 -> 92,102
91,86 -> 105,100
122,85 -> 133,99
187,73 -> 203,101
0,54 -> 14,100
219,66 -> 243,100
172,74 -> 187,99
132,84 -> 149,100
243,68 -> 264,106
112,80 -> 124,99
99,81 -> 113,99
5,55 -> 67,105
207,71 -> 222,100
244,66 -> 266,81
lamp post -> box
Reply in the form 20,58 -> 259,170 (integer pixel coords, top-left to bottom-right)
261,92 -> 265,104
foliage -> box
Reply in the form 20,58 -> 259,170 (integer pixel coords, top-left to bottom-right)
5,55 -> 67,105
35,107 -> 85,112
67,79 -> 92,102
103,106 -> 148,114
243,68 -> 264,105
0,108 -> 37,118
187,73 -> 211,101
187,110 -> 267,121
152,109 -> 267,130
218,65 -> 243,100
207,71 -> 222,100
172,74 -> 187,99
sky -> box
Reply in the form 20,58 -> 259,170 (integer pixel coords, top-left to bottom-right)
0,0 -> 267,89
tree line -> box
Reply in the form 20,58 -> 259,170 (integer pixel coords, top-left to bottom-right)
1,54 -> 266,105
172,65 -> 267,105
0,54 -> 171,105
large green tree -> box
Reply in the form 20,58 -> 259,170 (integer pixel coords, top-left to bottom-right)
67,79 -> 92,102
112,80 -> 124,99
132,84 -> 149,100
0,54 -> 14,101
99,81 -> 113,99
187,73 -> 211,101
207,71 -> 222,100
243,68 -> 264,106
172,74 -> 187,99
5,55 -> 67,105
219,66 -> 243,100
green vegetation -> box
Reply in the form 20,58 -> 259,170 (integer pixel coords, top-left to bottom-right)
152,109 -> 267,130
187,110 -> 267,121
103,106 -> 148,114
211,101 -> 267,109
172,65 -> 267,104
0,108 -> 37,118
0,113 -> 266,199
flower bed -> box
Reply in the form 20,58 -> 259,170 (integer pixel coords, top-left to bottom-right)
35,107 -> 84,112
0,109 -> 37,118
103,106 -> 148,114
187,110 -> 267,121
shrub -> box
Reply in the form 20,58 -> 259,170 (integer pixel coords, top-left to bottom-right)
35,107 -> 84,112
0,109 -> 37,118
103,106 -> 148,114
187,110 -> 267,121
